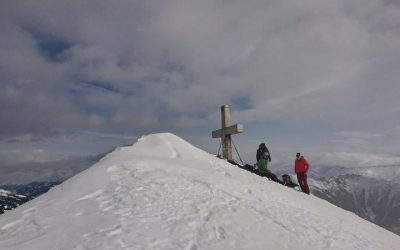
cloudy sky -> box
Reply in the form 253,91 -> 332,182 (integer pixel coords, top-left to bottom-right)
1,0 -> 400,166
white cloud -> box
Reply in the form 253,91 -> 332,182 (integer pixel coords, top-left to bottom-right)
311,152 -> 400,168
330,128 -> 400,156
0,149 -> 69,165
335,131 -> 384,139
1,0 -> 400,157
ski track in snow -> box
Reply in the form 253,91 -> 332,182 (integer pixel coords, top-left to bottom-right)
0,133 -> 399,250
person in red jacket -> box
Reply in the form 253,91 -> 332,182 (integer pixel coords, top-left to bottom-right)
294,152 -> 310,194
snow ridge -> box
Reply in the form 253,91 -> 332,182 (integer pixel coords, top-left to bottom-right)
0,133 -> 399,250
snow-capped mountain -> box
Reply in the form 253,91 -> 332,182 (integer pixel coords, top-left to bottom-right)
0,182 -> 60,214
0,189 -> 29,214
0,133 -> 399,250
310,165 -> 400,236
0,154 -> 102,215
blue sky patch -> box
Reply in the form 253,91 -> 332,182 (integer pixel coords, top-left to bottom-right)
231,96 -> 252,111
85,82 -> 120,94
27,28 -> 72,62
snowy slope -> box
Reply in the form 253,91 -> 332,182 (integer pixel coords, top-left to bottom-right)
0,133 -> 399,250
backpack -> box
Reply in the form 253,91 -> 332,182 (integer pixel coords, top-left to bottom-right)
282,174 -> 291,183
282,174 -> 298,188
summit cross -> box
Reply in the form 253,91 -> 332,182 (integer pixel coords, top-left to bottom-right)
212,105 -> 244,161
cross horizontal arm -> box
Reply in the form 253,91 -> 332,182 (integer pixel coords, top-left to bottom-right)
212,124 -> 243,138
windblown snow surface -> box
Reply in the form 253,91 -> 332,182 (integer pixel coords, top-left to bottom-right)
0,133 -> 399,250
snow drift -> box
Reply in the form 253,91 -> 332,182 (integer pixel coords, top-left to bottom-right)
0,133 -> 399,250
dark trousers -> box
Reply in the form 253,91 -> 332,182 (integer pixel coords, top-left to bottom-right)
260,171 -> 282,184
297,173 -> 310,194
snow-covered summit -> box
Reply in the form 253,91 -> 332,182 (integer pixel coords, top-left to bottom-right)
0,189 -> 12,196
0,133 -> 399,250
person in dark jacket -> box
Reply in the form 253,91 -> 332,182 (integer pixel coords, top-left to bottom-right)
256,143 -> 271,162
294,153 -> 310,194
256,145 -> 282,184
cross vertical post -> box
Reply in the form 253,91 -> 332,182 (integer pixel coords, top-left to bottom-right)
212,105 -> 243,161
221,105 -> 232,160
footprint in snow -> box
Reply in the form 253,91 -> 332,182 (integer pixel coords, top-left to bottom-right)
185,242 -> 198,250
215,225 -> 226,239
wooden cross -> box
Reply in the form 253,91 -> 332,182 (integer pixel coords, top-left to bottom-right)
212,105 -> 244,161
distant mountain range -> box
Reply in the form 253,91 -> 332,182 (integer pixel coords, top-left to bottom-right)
0,153 -> 105,214
0,182 -> 60,214
309,165 -> 400,236
0,188 -> 29,214
274,164 -> 400,236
